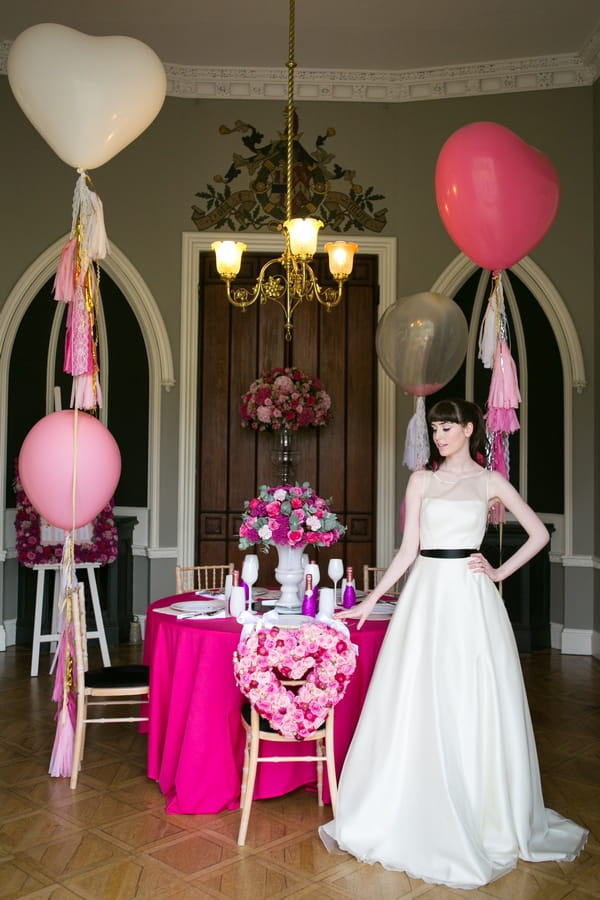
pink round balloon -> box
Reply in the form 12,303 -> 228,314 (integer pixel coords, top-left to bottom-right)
435,122 -> 560,270
19,411 -> 121,530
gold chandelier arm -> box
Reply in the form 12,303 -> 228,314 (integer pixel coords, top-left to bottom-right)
303,264 -> 346,310
225,254 -> 288,310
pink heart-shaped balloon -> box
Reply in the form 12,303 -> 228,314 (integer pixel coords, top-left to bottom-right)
8,24 -> 166,170
435,122 -> 560,270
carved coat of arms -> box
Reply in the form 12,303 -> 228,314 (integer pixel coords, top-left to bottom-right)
192,119 -> 387,234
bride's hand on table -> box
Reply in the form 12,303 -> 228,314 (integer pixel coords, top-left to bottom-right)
335,593 -> 378,630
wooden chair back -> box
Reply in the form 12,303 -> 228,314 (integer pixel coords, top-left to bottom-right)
175,563 -> 233,594
71,583 -> 150,789
362,564 -> 403,597
237,677 -> 336,846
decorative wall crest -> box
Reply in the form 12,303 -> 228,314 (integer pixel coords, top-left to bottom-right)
191,119 -> 387,233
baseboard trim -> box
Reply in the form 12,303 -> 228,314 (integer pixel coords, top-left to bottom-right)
592,630 -> 600,661
1,618 -> 16,649
550,622 -> 563,650
561,628 -> 593,655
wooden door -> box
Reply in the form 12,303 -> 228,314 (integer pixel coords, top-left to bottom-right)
196,252 -> 378,587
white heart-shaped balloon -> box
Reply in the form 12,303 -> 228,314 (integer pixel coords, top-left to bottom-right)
8,23 -> 167,170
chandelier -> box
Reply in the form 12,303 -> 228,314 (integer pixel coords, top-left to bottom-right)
211,0 -> 358,341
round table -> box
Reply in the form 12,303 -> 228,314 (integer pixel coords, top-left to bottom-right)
144,593 -> 390,814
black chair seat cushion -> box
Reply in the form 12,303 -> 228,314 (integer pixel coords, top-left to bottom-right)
242,700 -> 282,734
85,664 -> 149,689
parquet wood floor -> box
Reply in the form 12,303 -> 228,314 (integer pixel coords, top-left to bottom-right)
0,644 -> 598,899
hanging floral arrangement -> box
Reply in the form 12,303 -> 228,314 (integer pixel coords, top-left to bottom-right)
240,366 -> 332,432
234,622 -> 357,740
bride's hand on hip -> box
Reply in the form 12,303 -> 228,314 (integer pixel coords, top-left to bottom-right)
467,552 -> 499,581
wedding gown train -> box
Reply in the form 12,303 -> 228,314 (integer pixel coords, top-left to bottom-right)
320,469 -> 588,890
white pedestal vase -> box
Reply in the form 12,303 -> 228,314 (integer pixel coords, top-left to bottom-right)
274,543 -> 305,612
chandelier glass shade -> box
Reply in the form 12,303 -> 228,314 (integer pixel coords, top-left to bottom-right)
212,0 -> 358,341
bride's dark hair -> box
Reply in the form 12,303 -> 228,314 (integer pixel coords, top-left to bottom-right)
426,398 -> 486,470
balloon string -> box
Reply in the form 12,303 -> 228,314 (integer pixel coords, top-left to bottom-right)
65,405 -> 80,595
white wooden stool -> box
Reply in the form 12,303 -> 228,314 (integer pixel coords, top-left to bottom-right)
30,563 -> 111,677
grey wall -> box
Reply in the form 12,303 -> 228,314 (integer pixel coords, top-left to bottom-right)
0,76 -> 597,631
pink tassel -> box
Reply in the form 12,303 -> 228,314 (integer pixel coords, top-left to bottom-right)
488,340 -> 521,409
489,501 -> 506,525
490,432 -> 509,478
53,237 -> 78,303
51,628 -> 70,703
49,693 -> 76,778
487,431 -> 508,524
71,375 -> 102,410
485,407 -> 520,434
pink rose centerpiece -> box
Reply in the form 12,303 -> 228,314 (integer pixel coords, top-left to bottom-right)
240,367 -> 332,432
239,482 -> 346,610
239,482 -> 345,551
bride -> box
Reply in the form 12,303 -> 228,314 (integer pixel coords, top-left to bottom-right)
320,398 -> 588,889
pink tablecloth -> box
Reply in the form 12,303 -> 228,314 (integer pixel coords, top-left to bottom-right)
144,594 -> 389,814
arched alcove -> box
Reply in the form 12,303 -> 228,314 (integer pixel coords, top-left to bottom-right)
0,235 -> 175,557
432,254 -> 586,557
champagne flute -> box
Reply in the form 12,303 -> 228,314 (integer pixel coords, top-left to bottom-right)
241,554 -> 259,610
304,561 -> 320,589
328,558 -> 344,607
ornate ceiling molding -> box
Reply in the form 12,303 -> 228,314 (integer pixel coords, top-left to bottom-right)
2,37 -> 599,103
162,53 -> 598,103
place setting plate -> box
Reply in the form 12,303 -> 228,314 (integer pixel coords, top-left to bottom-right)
170,598 -> 226,614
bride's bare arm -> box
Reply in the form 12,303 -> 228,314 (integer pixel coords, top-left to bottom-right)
337,470 -> 425,628
467,471 -> 549,583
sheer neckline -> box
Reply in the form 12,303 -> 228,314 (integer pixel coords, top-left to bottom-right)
433,468 -> 486,485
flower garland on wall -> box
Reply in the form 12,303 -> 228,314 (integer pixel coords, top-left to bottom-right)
14,464 -> 118,567
240,367 -> 332,432
239,483 -> 345,551
234,622 -> 357,740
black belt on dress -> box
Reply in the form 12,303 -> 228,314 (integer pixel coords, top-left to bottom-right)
420,548 -> 477,558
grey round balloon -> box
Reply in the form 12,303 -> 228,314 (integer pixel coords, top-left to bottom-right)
376,292 -> 469,395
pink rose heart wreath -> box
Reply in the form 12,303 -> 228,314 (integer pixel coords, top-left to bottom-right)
234,623 -> 357,740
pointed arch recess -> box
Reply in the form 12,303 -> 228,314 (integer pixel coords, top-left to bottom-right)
0,235 -> 175,553
431,253 -> 586,557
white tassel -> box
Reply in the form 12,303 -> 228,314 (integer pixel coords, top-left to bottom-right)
70,170 -> 109,262
478,273 -> 507,368
478,294 -> 497,369
403,396 -> 430,471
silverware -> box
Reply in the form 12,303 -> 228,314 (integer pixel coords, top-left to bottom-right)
177,609 -> 222,619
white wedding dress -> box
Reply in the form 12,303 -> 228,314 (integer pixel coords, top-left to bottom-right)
320,469 -> 588,889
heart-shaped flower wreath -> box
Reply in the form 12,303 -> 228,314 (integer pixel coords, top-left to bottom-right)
234,623 -> 357,740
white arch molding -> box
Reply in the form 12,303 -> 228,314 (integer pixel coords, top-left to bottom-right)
432,253 -> 587,557
178,232 -> 398,569
0,235 -> 175,555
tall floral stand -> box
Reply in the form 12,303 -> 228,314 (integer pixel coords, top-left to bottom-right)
271,429 -> 300,484
274,544 -> 305,612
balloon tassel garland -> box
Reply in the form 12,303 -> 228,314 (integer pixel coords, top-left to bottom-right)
48,540 -> 78,777
53,170 -> 108,411
481,272 -> 521,524
48,409 -> 81,778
